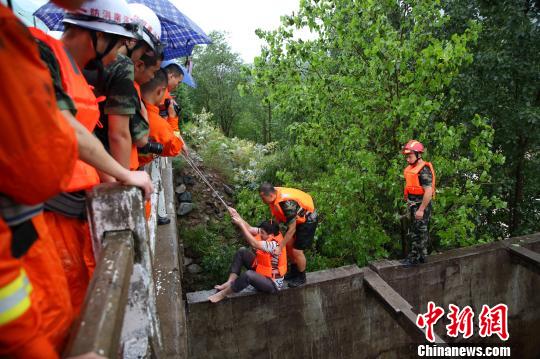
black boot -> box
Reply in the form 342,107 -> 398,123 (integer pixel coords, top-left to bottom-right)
284,264 -> 298,281
288,271 -> 306,288
158,215 -> 171,225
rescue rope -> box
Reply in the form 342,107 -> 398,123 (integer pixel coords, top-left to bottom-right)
180,153 -> 229,209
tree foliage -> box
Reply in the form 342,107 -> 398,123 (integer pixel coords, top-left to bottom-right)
189,32 -> 244,136
441,0 -> 540,237
249,0 -> 508,267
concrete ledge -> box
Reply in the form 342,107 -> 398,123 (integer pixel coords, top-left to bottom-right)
87,184 -> 147,262
186,265 -> 428,358
153,161 -> 188,358
363,267 -> 412,315
505,243 -> 540,275
187,264 -> 362,304
65,231 -> 134,357
363,268 -> 446,345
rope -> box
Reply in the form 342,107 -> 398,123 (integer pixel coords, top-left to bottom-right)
180,153 -> 229,209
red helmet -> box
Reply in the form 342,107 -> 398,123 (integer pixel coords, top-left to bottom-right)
402,140 -> 424,154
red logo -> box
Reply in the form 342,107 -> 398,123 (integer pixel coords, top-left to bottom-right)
479,304 -> 509,341
417,303 -> 509,342
416,301 -> 445,342
446,304 -> 474,339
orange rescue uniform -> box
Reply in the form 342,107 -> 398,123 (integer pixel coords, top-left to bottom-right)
269,187 -> 315,225
161,88 -> 180,131
0,5 -> 77,357
138,103 -> 184,167
253,233 -> 287,278
29,28 -> 100,316
403,162 -> 436,200
130,82 -> 143,170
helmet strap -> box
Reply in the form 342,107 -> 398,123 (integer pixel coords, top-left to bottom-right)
7,0 -> 13,10
86,31 -> 120,88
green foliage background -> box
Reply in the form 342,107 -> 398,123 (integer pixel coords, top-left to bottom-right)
180,0 -> 539,278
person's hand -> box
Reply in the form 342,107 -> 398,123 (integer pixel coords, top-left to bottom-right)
227,207 -> 239,218
121,170 -> 154,200
415,208 -> 424,220
273,245 -> 282,256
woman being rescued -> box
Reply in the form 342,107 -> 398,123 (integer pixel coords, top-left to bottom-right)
208,207 -> 287,303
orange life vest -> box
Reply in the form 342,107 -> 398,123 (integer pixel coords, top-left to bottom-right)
252,233 -> 287,278
403,161 -> 436,200
130,82 -> 143,170
30,28 -> 100,192
269,187 -> 315,225
138,103 -> 184,166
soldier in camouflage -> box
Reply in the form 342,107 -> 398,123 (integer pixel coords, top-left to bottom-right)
401,140 -> 436,266
86,52 -> 149,171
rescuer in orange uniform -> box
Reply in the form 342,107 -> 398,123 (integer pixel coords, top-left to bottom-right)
209,214 -> 287,303
138,69 -> 185,167
0,5 -> 77,357
226,184 -> 318,287
159,60 -> 185,131
258,184 -> 317,287
29,0 -> 151,337
0,1 -> 149,357
401,140 -> 436,267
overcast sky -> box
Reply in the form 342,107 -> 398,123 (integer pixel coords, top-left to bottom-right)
11,0 -> 302,63
172,0 -> 301,63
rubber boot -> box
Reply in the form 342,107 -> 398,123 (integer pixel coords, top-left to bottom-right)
284,263 -> 298,281
288,271 -> 306,288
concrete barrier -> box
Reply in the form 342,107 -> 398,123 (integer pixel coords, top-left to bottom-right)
186,235 -> 540,359
65,231 -> 134,357
70,158 -> 185,358
187,266 -> 418,359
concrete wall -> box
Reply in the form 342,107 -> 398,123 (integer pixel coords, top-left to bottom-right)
372,234 -> 540,358
186,234 -> 540,359
187,266 -> 417,359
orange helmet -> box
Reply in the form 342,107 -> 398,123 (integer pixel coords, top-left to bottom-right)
402,140 -> 424,154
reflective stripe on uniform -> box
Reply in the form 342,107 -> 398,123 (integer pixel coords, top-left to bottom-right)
0,269 -> 33,325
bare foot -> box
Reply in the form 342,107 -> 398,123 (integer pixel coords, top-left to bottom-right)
214,281 -> 232,291
208,290 -> 227,303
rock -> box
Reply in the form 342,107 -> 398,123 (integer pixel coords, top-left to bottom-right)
177,202 -> 193,216
187,263 -> 202,274
175,184 -> 186,194
177,191 -> 192,203
184,247 -> 198,259
183,257 -> 193,266
223,184 -> 234,196
183,175 -> 195,186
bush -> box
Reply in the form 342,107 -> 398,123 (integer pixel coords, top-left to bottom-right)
183,110 -> 278,187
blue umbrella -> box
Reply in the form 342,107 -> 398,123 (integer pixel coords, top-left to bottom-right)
33,0 -> 211,60
161,60 -> 196,88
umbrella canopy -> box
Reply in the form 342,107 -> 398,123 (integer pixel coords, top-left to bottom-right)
33,0 -> 210,59
161,60 -> 196,88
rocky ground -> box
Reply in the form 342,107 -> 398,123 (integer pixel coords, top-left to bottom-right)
172,154 -> 236,293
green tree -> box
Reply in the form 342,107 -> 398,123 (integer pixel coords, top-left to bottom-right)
441,0 -> 540,237
251,0 -> 505,268
189,31 -> 244,136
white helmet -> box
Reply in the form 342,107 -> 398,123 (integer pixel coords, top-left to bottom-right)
63,0 -> 140,39
128,3 -> 163,53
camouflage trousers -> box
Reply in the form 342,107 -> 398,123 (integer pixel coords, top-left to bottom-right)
407,202 -> 432,263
